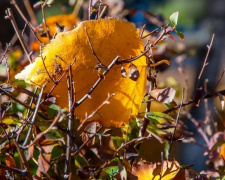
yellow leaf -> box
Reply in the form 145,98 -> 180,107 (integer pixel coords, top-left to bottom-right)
132,160 -> 180,180
16,17 -> 146,127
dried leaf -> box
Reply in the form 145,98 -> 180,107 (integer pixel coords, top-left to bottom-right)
129,63 -> 140,81
82,122 -> 97,146
132,160 -> 180,180
5,153 -> 17,168
150,87 -> 176,103
37,152 -> 51,174
16,18 -> 146,127
37,139 -> 60,174
26,143 -> 34,160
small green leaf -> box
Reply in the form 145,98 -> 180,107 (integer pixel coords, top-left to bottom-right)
33,1 -> 44,8
45,129 -> 62,139
175,29 -> 184,41
46,0 -> 54,5
75,155 -> 88,168
170,11 -> 179,26
47,104 -> 59,119
146,112 -> 174,129
122,118 -> 140,141
103,166 -> 119,177
111,136 -> 124,149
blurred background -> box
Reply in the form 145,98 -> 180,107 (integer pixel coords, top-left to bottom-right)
0,0 -> 225,172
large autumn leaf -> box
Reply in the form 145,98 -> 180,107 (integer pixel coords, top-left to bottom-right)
16,17 -> 146,127
132,160 -> 180,180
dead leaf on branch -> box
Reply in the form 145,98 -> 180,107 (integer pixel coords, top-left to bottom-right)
16,17 -> 147,127
5,153 -> 17,168
150,87 -> 176,104
37,139 -> 61,175
131,160 -> 180,180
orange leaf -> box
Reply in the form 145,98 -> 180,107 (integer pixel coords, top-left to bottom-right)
132,160 -> 180,180
5,153 -> 17,168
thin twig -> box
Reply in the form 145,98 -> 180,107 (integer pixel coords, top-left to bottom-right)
10,0 -> 35,30
21,83 -> 46,149
0,86 -> 48,120
0,164 -> 27,175
14,140 -> 33,180
26,113 -> 63,148
142,29 -> 158,39
186,112 -> 210,146
73,0 -> 84,17
77,93 -> 115,131
72,125 -> 102,156
23,0 -> 38,26
88,0 -> 93,20
95,134 -> 151,178
168,88 -> 185,157
5,8 -> 32,63
41,1 -> 51,41
139,24 -> 146,38
98,4 -> 108,19
51,125 -> 102,163
85,27 -> 105,67
0,43 -> 11,63
194,34 -> 215,97
116,48 -> 149,65
211,69 -> 225,93
41,54 -> 57,84
163,88 -> 225,114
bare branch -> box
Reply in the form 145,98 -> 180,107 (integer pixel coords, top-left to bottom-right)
194,34 -> 215,97
5,8 -> 32,63
21,83 -> 47,149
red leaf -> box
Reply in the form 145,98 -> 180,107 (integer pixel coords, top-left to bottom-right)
168,33 -> 175,42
